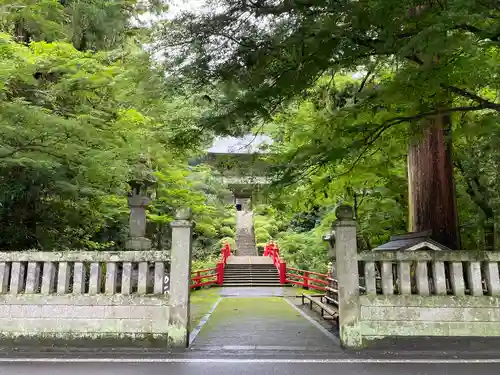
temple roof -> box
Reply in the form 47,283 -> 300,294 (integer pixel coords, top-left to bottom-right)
372,231 -> 451,251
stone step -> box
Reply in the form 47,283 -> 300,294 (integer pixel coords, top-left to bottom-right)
224,270 -> 278,274
224,272 -> 278,275
224,267 -> 278,273
222,283 -> 286,287
225,264 -> 275,267
224,275 -> 279,280
224,267 -> 276,270
224,271 -> 276,274
224,280 -> 280,284
224,272 -> 278,276
225,278 -> 279,280
225,273 -> 277,276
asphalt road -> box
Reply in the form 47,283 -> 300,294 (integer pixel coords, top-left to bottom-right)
1,359 -> 499,375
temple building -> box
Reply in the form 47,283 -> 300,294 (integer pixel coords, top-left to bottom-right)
204,134 -> 273,210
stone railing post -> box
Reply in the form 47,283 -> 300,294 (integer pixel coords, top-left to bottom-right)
333,204 -> 361,348
168,208 -> 194,348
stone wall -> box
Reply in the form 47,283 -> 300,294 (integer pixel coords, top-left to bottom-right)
332,205 -> 500,348
358,295 -> 500,339
0,295 -> 170,346
356,250 -> 500,344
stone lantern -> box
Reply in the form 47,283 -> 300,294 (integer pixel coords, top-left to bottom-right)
323,229 -> 337,279
125,154 -> 156,251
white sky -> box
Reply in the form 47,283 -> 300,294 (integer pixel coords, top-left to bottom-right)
137,0 -> 206,24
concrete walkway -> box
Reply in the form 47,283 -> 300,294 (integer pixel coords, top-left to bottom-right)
190,295 -> 339,352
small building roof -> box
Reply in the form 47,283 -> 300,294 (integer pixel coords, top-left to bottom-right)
207,134 -> 273,154
372,230 -> 451,251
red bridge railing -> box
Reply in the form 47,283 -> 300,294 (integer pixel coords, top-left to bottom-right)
264,241 -> 329,291
263,242 -> 286,284
191,241 -> 329,291
190,242 -> 232,289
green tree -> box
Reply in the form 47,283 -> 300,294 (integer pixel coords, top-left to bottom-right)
162,1 -> 500,248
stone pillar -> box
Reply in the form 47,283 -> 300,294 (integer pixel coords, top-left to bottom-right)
333,205 -> 362,348
125,195 -> 152,250
168,208 -> 194,347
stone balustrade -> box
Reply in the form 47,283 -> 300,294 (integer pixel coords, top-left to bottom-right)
0,251 -> 170,295
0,250 -> 174,348
358,251 -> 500,296
0,209 -> 194,348
332,204 -> 500,349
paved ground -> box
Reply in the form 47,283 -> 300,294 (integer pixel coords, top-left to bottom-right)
1,360 -> 499,375
190,296 -> 339,351
2,287 -> 500,374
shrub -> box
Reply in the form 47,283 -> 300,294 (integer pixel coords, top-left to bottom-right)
191,257 -> 217,271
254,227 -> 271,243
221,217 -> 236,228
219,226 -> 235,238
262,223 -> 279,236
217,236 -> 236,249
195,223 -> 217,238
254,204 -> 276,216
276,232 -> 329,273
254,215 -> 276,227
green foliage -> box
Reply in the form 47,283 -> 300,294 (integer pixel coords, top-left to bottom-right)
254,227 -> 271,243
253,205 -> 276,217
219,226 -> 235,238
217,237 -> 236,249
195,223 -> 218,238
0,0 -> 167,49
277,232 -> 330,274
162,0 -> 500,254
0,4 -> 224,252
191,258 -> 217,272
163,0 -> 500,137
262,224 -> 279,237
221,217 -> 236,229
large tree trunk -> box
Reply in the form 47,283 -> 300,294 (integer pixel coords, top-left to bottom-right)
407,113 -> 460,249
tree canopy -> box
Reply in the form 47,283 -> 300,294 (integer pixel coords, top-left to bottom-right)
2,0 -> 500,270
0,0 -> 233,257
160,0 -> 500,250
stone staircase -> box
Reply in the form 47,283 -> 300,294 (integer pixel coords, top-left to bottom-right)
223,262 -> 281,287
235,211 -> 257,256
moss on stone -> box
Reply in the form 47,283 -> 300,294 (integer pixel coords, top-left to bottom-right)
0,332 -> 172,349
197,297 -> 303,336
360,294 -> 500,308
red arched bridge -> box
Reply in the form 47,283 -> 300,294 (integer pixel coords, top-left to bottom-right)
190,242 -> 340,322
